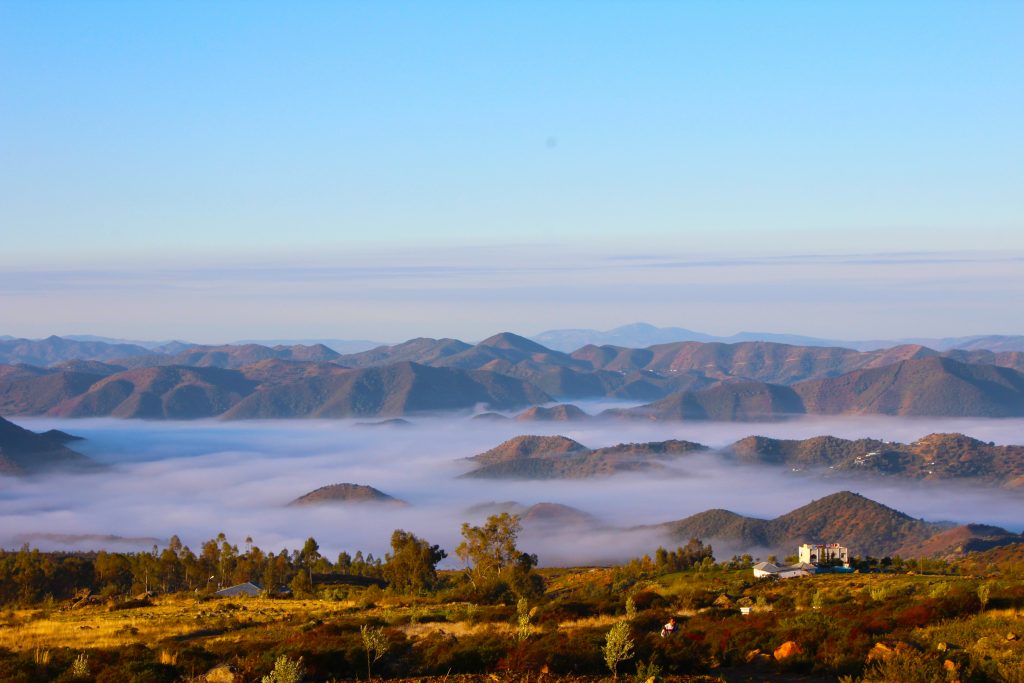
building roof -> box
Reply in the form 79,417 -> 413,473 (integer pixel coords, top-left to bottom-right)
215,582 -> 262,597
754,562 -> 814,576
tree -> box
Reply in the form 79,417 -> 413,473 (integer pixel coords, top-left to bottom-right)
94,551 -> 131,595
456,513 -> 539,596
158,546 -> 182,593
603,621 -> 634,679
290,568 -> 314,598
361,624 -> 388,680
383,530 -> 447,594
978,583 -> 992,613
336,551 -> 352,573
625,596 -> 637,621
299,537 -> 320,584
457,513 -> 521,580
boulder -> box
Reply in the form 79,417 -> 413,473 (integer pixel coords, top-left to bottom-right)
773,641 -> 803,660
867,641 -> 913,662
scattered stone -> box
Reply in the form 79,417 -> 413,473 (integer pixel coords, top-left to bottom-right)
774,641 -> 803,660
1007,632 -> 1019,641
867,641 -> 913,661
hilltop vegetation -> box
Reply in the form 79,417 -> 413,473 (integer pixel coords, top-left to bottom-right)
461,435 -> 708,479
726,432 -> 1024,487
460,431 -> 1024,488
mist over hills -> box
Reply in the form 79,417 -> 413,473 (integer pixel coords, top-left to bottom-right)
464,501 -> 600,531
4,411 -> 1024,562
725,432 -> 1024,487
0,415 -> 92,474
288,483 -> 407,507
658,491 -> 945,558
655,490 -> 1024,560
460,431 -> 1024,487
1,332 -> 1024,420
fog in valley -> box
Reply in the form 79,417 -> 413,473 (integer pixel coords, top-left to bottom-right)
3,409 -> 1023,566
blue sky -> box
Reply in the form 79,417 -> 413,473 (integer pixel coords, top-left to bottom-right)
1,2 -> 1022,340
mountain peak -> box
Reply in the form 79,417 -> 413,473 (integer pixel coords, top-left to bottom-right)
478,332 -> 551,353
288,483 -> 406,507
468,435 -> 588,465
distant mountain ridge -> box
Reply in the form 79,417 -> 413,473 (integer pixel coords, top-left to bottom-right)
2,333 -> 1024,419
232,338 -> 383,354
223,361 -> 550,419
117,343 -> 341,369
0,336 -> 153,366
610,357 -> 1024,420
50,366 -> 259,419
532,322 -> 1024,354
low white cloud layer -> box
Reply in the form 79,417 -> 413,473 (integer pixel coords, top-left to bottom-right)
2,414 -> 1022,566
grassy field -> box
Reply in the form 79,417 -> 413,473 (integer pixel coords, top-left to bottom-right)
1,567 -> 1022,682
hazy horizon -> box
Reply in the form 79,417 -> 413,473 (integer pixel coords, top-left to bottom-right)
3,247 -> 1022,344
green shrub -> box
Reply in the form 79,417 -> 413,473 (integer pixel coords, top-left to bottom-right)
261,655 -> 304,683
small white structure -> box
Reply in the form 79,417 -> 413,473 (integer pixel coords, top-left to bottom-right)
752,561 -> 815,579
799,543 -> 849,566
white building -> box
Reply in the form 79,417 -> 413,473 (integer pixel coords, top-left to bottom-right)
798,543 -> 849,566
752,561 -> 815,579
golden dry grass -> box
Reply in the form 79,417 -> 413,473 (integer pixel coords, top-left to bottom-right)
0,590 -> 632,654
400,619 -> 507,639
554,614 -> 619,631
0,596 -> 359,652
